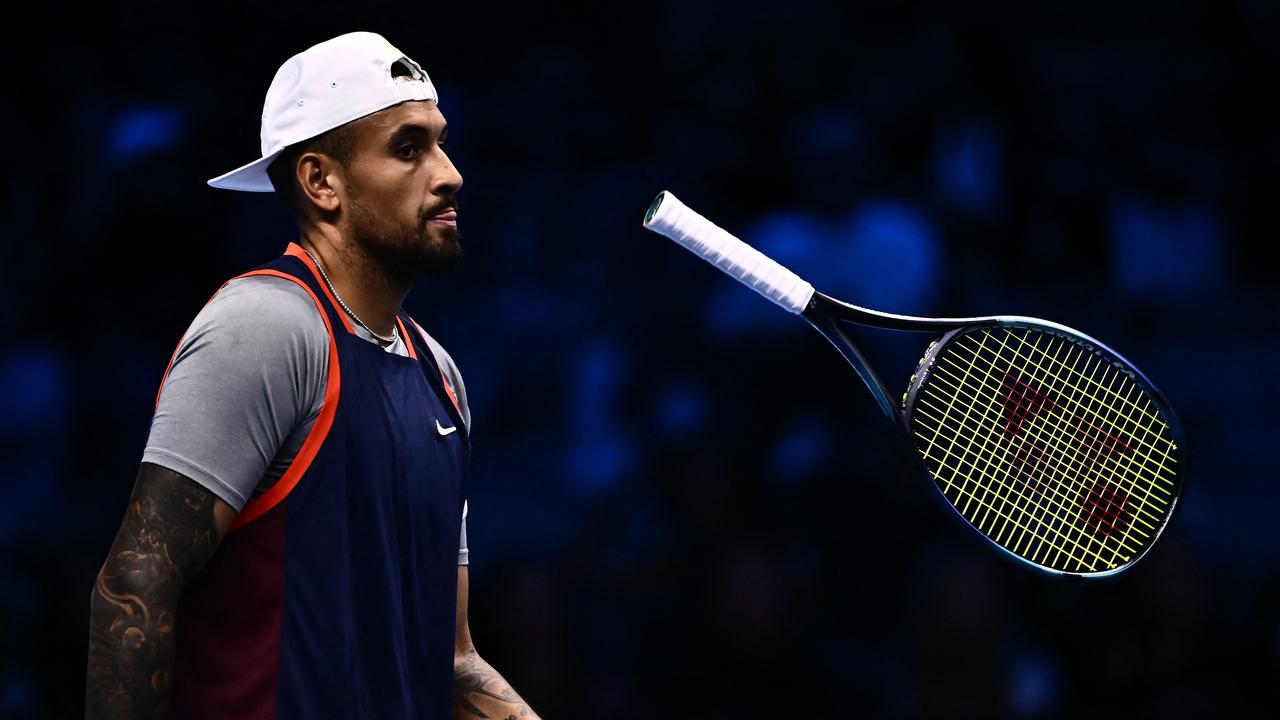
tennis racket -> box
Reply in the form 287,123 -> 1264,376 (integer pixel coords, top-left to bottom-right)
643,190 -> 1186,580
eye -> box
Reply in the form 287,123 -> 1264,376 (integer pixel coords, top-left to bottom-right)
398,143 -> 418,158
437,139 -> 448,152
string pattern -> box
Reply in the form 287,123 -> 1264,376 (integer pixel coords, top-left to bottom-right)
907,326 -> 1180,574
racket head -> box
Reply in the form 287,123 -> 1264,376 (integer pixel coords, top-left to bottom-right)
899,318 -> 1186,580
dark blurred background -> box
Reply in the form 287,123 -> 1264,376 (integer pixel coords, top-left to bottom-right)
3,1 -> 1277,717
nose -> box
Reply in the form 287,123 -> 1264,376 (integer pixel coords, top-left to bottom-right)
432,149 -> 463,196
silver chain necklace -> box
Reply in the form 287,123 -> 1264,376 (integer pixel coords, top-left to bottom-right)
302,247 -> 398,345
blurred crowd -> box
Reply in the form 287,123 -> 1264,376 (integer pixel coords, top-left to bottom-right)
2,2 -> 1277,717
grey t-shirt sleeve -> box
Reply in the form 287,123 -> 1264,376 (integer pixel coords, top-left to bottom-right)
143,275 -> 325,511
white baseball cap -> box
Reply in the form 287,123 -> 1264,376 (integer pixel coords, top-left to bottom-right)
207,31 -> 439,192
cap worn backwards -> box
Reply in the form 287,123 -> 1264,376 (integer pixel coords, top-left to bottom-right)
207,31 -> 439,193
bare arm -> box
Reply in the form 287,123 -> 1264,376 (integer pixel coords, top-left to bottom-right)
453,566 -> 541,720
86,462 -> 236,720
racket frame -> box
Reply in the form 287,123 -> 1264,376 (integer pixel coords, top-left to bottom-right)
802,291 -> 1188,581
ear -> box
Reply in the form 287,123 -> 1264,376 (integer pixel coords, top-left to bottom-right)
295,152 -> 345,214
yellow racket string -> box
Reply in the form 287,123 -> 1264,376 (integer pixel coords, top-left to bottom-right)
964,331 -> 1179,471
1095,365 -> 1178,566
913,355 -> 1133,572
914,386 -> 1134,571
1017,340 -> 1139,568
993,330 -> 1171,523
957,333 -> 1177,474
911,416 -> 1108,569
1028,341 -> 1155,569
929,327 -> 1177,571
999,332 -> 1145,566
921,354 -> 1159,540
988,330 -> 1179,481
912,408 -> 1109,570
910,419 -> 1112,569
909,326 -> 1179,573
969,328 -> 1176,515
986,328 -> 1166,422
914,387 -> 1123,572
916,329 -> 992,497
952,326 -> 1172,566
916,363 -> 1126,554
987,329 -> 1175,568
972,333 -> 1116,563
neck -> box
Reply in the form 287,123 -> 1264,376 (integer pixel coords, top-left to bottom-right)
298,228 -> 412,339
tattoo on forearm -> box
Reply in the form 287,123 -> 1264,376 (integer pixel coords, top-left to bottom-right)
86,464 -> 224,720
454,650 -> 534,719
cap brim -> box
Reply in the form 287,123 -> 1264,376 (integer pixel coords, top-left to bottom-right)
207,148 -> 285,192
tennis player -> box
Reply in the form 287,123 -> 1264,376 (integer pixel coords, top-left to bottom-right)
86,31 -> 540,719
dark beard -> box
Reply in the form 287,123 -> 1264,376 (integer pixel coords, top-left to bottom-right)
423,220 -> 464,273
363,228 -> 462,286
347,195 -> 463,284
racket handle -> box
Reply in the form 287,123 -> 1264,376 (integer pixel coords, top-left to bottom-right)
643,191 -> 816,314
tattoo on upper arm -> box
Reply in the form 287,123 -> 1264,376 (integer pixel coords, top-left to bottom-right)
453,649 -> 533,719
86,463 -> 226,720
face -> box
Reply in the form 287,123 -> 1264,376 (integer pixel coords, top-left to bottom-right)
340,100 -> 464,278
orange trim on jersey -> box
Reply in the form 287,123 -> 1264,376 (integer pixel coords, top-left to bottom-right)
284,242 -> 356,335
440,368 -> 461,416
227,269 -> 343,533
408,316 -> 461,416
394,316 -> 418,360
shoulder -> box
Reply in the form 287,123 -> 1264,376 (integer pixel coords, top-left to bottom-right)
148,274 -> 330,510
173,273 -> 330,368
204,273 -> 324,327
188,274 -> 327,341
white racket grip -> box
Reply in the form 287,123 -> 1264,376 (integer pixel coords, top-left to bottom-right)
643,191 -> 816,314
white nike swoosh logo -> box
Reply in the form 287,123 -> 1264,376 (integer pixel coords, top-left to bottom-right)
436,419 -> 457,436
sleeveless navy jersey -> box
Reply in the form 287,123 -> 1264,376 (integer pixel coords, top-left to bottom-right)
167,242 -> 469,719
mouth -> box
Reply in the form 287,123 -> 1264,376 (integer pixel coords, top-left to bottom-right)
428,209 -> 458,227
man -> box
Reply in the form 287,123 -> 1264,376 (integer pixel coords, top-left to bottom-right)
86,31 -> 540,719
